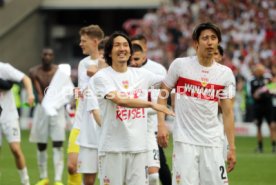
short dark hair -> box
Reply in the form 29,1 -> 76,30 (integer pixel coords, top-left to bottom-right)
131,34 -> 147,43
192,22 -> 221,42
132,43 -> 143,53
217,45 -> 224,56
104,31 -> 132,66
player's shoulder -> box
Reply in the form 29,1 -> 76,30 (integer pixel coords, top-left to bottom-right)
29,64 -> 41,74
93,66 -> 111,78
129,66 -> 151,75
0,62 -> 9,68
170,56 -> 194,68
79,56 -> 90,63
147,59 -> 166,69
214,62 -> 233,74
78,56 -> 91,66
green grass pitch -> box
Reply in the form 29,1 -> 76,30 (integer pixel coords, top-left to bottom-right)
1,130 -> 276,185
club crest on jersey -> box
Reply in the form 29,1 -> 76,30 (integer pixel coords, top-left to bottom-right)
122,80 -> 129,89
103,176 -> 110,185
201,77 -> 209,87
176,172 -> 181,184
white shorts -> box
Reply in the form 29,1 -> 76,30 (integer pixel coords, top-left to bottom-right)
99,152 -> 149,185
30,104 -> 66,143
77,146 -> 98,174
172,142 -> 228,185
147,131 -> 160,168
223,136 -> 229,161
0,119 -> 21,146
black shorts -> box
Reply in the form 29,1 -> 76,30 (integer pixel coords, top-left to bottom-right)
254,105 -> 272,126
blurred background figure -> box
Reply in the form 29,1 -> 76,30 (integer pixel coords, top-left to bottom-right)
250,63 -> 274,153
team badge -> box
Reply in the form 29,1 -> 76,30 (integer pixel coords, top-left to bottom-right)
122,80 -> 129,89
103,176 -> 110,185
201,77 -> 209,87
176,172 -> 181,184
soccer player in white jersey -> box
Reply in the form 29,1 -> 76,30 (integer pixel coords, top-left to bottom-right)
130,43 -> 168,185
91,32 -> 174,185
157,22 -> 236,185
0,61 -> 34,185
67,24 -> 104,185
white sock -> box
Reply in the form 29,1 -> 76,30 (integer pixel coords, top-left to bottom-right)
37,150 -> 48,179
149,173 -> 159,185
53,147 -> 64,181
18,167 -> 30,185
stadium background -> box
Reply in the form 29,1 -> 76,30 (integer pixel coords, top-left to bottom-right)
0,0 -> 275,184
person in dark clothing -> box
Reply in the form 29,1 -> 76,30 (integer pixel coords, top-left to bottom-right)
250,63 -> 273,153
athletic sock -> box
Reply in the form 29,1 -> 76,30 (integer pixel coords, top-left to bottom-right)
53,147 -> 64,182
258,141 -> 263,151
149,173 -> 159,185
37,150 -> 48,179
18,167 -> 30,185
68,173 -> 82,185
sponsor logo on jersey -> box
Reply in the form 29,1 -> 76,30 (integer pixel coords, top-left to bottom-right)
175,77 -> 227,101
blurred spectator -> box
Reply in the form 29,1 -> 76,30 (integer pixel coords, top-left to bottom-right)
250,63 -> 272,153
123,0 -> 276,125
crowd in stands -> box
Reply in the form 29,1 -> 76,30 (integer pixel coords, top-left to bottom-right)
123,0 -> 276,122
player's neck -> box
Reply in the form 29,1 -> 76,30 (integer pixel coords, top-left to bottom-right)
89,50 -> 99,60
112,62 -> 128,73
42,64 -> 53,71
197,55 -> 214,67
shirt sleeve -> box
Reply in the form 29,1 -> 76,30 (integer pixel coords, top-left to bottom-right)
223,68 -> 236,99
86,78 -> 99,111
163,59 -> 180,89
93,71 -> 117,99
3,63 -> 25,82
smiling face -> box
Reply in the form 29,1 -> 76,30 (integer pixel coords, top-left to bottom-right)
194,29 -> 219,59
110,36 -> 131,66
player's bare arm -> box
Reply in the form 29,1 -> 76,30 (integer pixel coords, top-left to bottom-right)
106,90 -> 174,116
21,75 -> 35,106
220,98 -> 236,173
87,64 -> 98,77
90,109 -> 102,127
157,82 -> 173,148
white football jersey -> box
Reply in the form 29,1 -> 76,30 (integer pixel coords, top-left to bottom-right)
92,66 -> 163,152
0,62 -> 24,123
164,56 -> 235,147
76,76 -> 100,148
142,59 -> 167,133
73,56 -> 98,129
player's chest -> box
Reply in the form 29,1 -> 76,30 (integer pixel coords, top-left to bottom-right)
36,70 -> 56,85
179,67 -> 225,87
